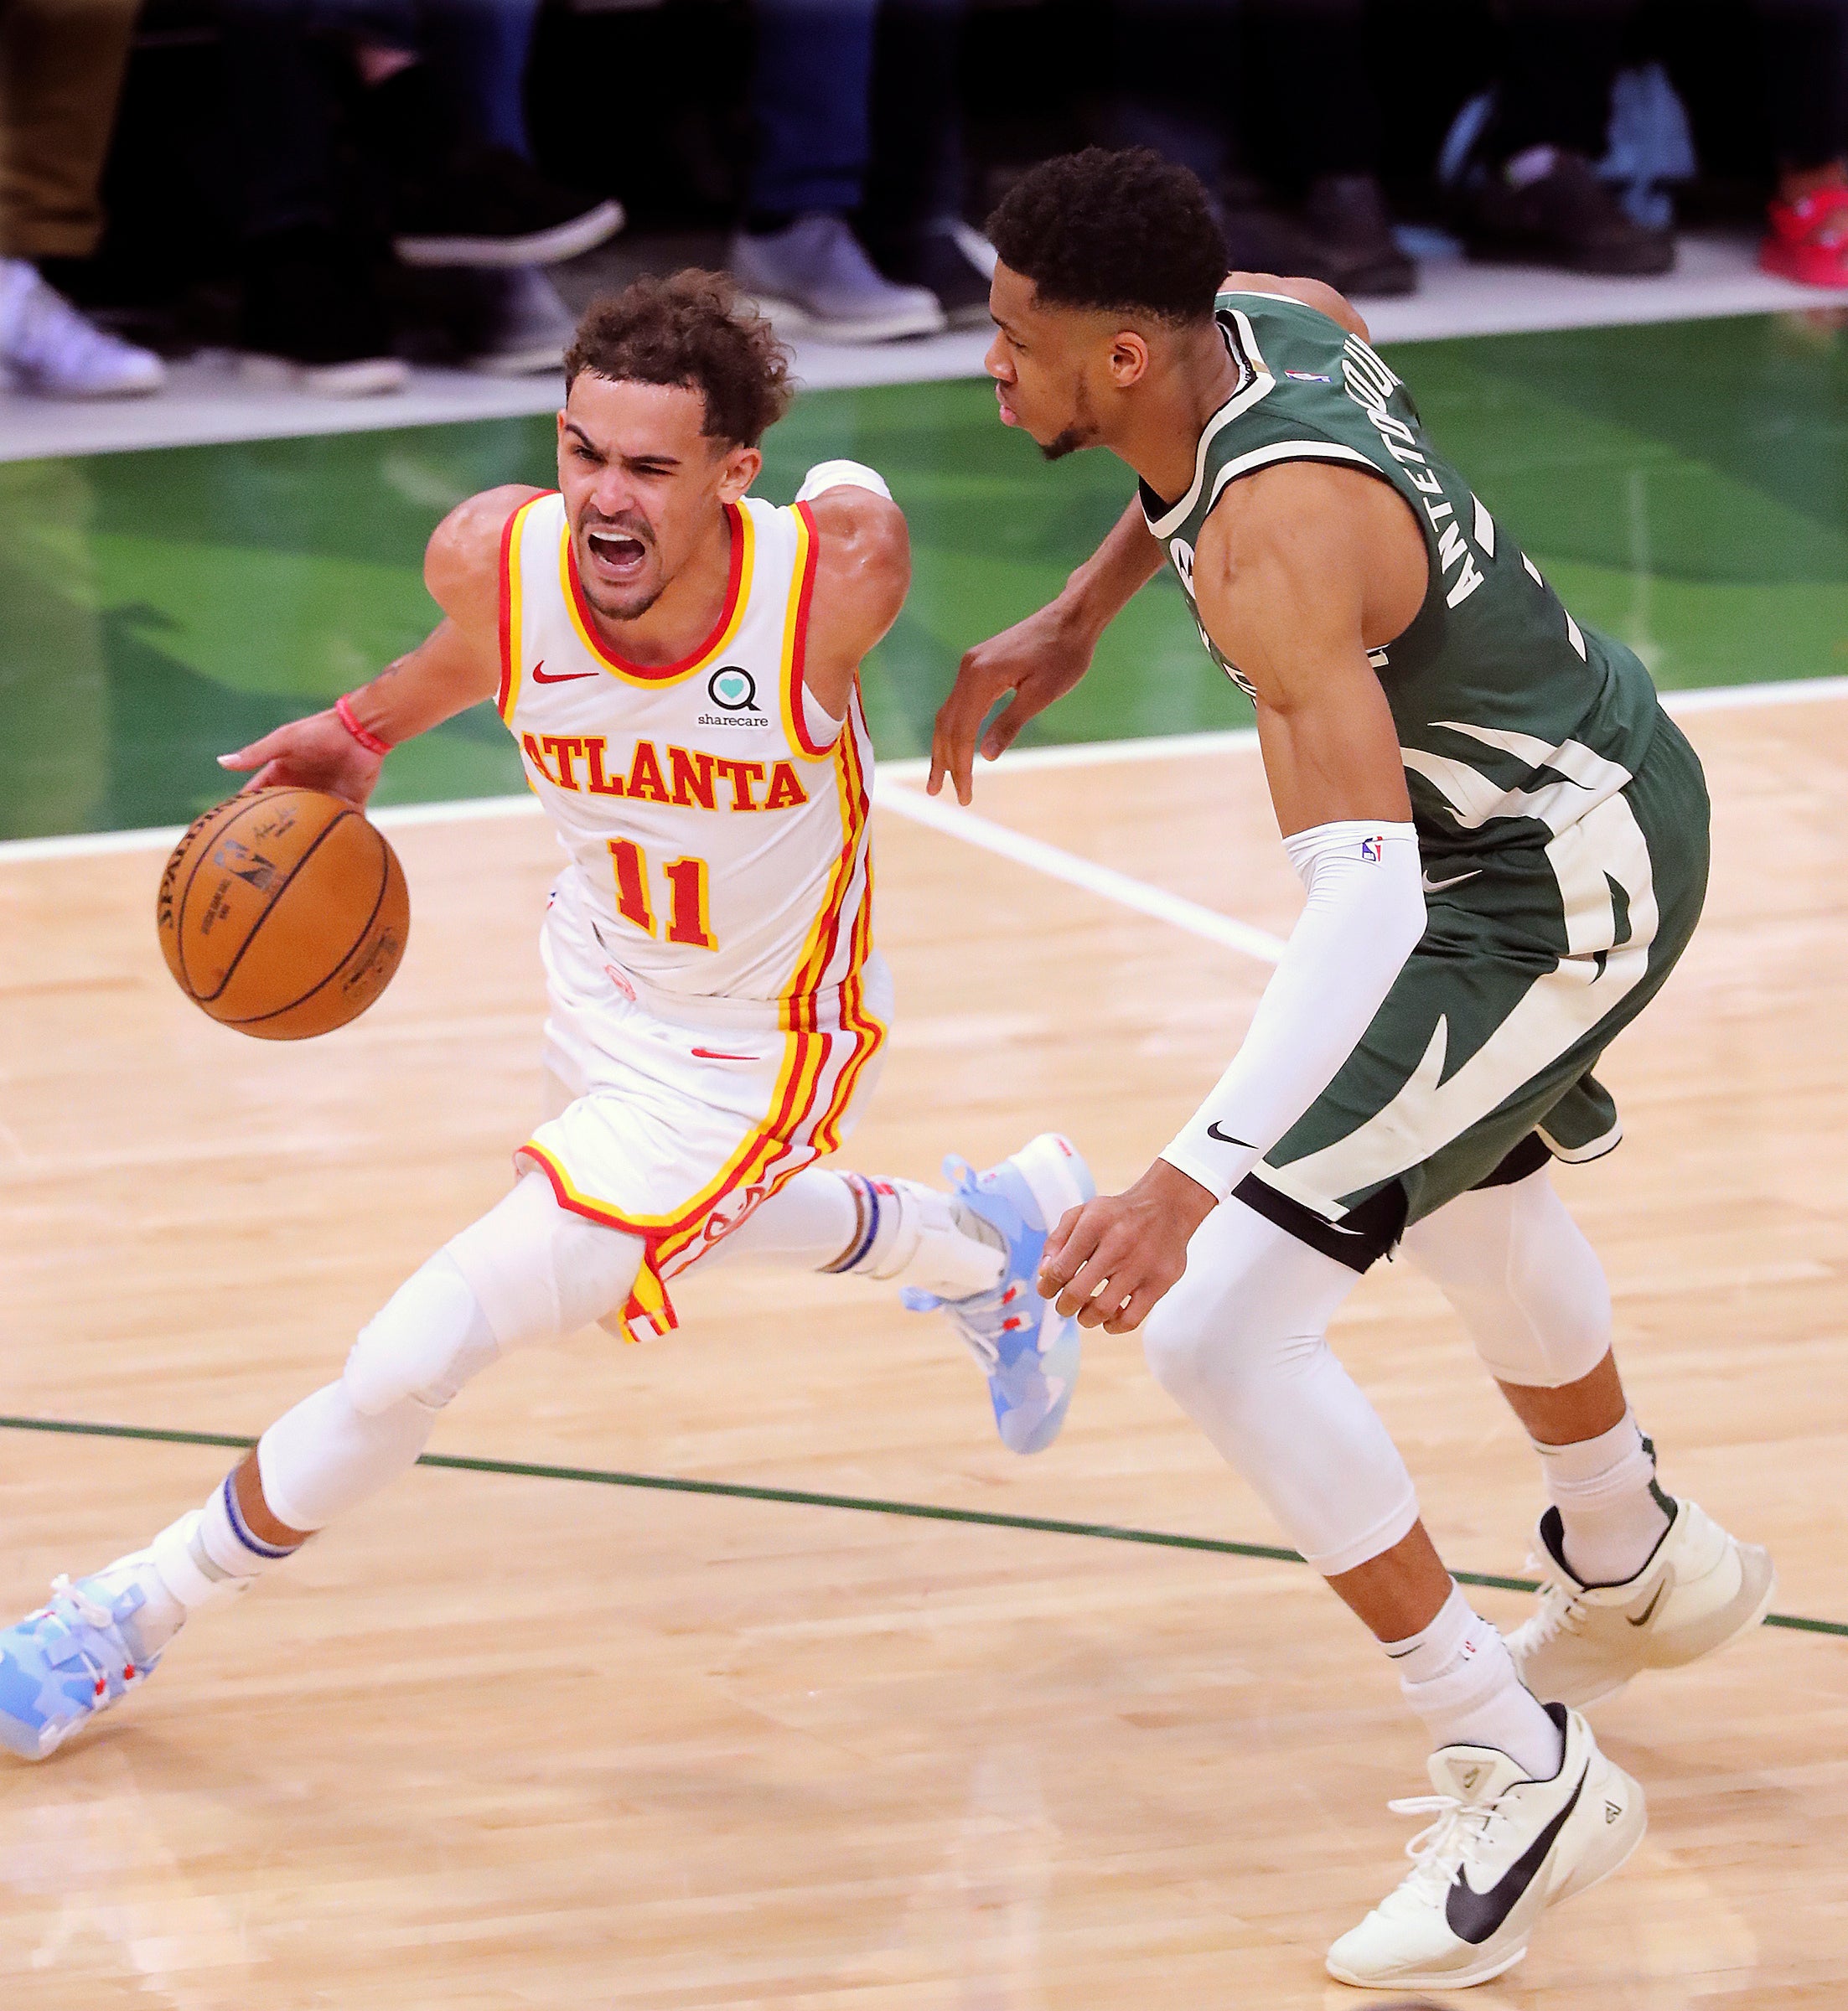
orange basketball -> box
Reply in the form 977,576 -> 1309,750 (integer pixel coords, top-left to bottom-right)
156,787 -> 410,1040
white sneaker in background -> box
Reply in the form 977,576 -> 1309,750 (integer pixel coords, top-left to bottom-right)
0,259 -> 165,399
1325,1703 -> 1645,1990
731,215 -> 945,344
1509,1496 -> 1776,1708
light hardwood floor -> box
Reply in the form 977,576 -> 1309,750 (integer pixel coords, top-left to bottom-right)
2,696 -> 1844,2010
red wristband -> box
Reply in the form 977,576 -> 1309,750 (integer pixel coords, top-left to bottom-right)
334,693 -> 391,757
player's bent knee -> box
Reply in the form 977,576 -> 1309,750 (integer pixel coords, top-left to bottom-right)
1409,1171 -> 1612,1388
444,1170 -> 644,1351
343,1249 -> 499,1415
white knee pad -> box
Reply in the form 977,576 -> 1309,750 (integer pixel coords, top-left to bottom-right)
1141,1200 -> 1420,1579
1403,1168 -> 1612,1389
445,1169 -> 644,1350
343,1250 -> 499,1415
342,1173 -> 644,1416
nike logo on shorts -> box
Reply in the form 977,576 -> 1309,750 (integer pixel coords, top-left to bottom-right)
1206,1122 -> 1256,1148
1421,867 -> 1482,893
530,659 -> 599,685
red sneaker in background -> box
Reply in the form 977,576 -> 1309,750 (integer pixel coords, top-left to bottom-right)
1760,187 -> 1848,287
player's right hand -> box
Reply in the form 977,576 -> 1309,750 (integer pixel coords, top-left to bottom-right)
929,602 -> 1098,805
219,710 -> 386,808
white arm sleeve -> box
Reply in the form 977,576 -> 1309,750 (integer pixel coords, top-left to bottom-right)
1159,820 -> 1425,1205
795,458 -> 893,504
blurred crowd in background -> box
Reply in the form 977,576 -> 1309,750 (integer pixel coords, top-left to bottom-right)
4,0 -> 1848,401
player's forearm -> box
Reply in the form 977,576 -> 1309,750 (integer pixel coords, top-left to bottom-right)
343,620 -> 500,748
1053,499 -> 1164,642
1159,822 -> 1426,1205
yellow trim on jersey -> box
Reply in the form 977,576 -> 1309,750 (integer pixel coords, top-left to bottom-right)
557,503 -> 756,688
497,495 -> 544,725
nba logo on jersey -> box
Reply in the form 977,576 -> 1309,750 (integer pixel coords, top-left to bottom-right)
1360,835 -> 1383,863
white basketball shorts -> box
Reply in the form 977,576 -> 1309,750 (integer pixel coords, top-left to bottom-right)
515,871 -> 890,1341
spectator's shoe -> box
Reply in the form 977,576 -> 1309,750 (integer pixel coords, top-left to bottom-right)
467,267 -> 577,376
732,215 -> 945,343
1760,186 -> 1848,287
1508,1498 -> 1776,1709
239,228 -> 408,398
0,259 -> 164,398
1219,178 -> 1333,282
903,1134 -> 1094,1455
1302,173 -> 1417,297
393,147 -> 623,269
0,1574 -> 166,1760
872,220 -> 996,328
1325,1704 -> 1645,1990
1456,147 -> 1675,275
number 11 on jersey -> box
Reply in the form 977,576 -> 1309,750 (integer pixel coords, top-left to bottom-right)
608,838 -> 717,950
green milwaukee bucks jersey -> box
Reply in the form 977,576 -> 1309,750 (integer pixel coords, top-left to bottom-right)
1140,289 -> 1663,866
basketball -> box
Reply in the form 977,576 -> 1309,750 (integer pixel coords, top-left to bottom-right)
155,787 -> 410,1040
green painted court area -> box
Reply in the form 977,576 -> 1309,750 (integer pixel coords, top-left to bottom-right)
5,311 -> 1847,840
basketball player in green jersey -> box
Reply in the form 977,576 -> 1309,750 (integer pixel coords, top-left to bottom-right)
932,148 -> 1775,1991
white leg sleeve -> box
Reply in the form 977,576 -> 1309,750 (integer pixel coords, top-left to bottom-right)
1141,1198 -> 1421,1578
701,1168 -> 859,1267
257,1174 -> 644,1533
1402,1168 -> 1612,1389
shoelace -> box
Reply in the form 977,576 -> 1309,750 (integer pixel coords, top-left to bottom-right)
1386,1792 -> 1508,1905
1518,1551 -> 1592,1647
49,1575 -> 114,1631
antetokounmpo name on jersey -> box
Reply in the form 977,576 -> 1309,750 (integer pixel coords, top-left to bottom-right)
520,732 -> 811,812
1339,333 -> 1485,610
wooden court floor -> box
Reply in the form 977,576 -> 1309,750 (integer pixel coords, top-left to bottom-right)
1,695 -> 1844,2009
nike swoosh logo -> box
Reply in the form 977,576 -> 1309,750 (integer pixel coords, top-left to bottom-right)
1444,1767 -> 1586,1946
1205,1123 -> 1256,1148
530,660 -> 599,685
1421,868 -> 1482,893
1626,1583 -> 1666,1628
691,1047 -> 758,1062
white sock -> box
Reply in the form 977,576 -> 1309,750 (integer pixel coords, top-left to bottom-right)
83,1472 -> 293,1662
821,1173 -> 1007,1297
718,1167 -> 1007,1298
1536,1409 -> 1670,1586
1387,1582 -> 1563,1779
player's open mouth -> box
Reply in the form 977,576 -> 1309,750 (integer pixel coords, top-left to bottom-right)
995,384 -> 1017,427
585,528 -> 650,578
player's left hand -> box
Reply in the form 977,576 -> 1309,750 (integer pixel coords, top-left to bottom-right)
1037,1160 -> 1218,1333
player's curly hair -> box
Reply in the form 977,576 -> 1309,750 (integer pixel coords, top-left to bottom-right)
986,147 -> 1228,326
564,271 -> 795,448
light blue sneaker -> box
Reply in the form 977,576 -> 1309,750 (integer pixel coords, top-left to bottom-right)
0,1573 -> 163,1760
903,1132 -> 1095,1455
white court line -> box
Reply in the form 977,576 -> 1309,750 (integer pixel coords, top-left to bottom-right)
4,675 -> 1845,970
869,773 -> 1286,964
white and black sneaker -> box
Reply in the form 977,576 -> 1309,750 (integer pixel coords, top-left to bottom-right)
1509,1497 -> 1776,1709
1326,1703 -> 1645,1990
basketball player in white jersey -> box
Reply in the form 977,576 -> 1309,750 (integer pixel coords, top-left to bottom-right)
0,272 -> 1093,1762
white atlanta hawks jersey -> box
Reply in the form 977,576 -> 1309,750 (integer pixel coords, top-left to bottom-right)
497,489 -> 875,1016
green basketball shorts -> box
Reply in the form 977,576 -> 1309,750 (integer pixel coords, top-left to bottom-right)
1243,711 -> 1710,1267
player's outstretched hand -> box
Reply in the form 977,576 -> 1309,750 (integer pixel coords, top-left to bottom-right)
1036,1161 -> 1218,1334
929,601 -> 1098,805
219,710 -> 386,808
